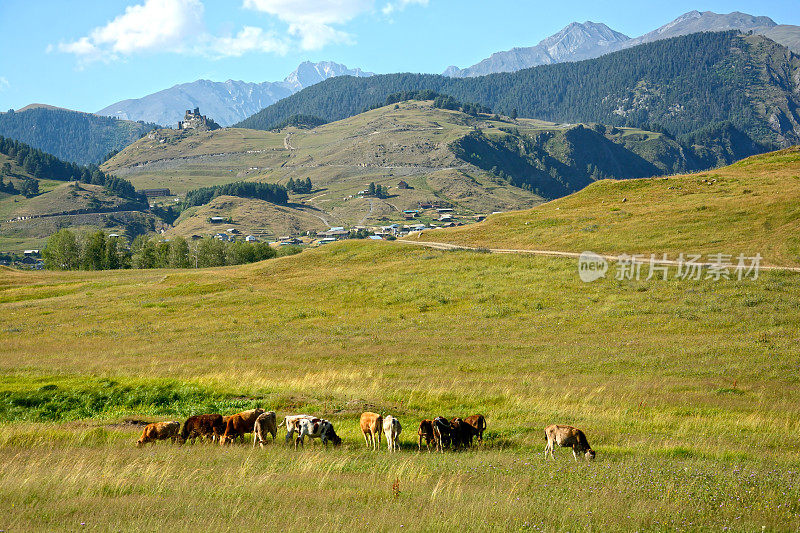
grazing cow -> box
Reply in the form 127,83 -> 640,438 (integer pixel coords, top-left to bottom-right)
220,408 -> 265,445
179,414 -> 225,444
253,411 -> 278,448
383,415 -> 402,452
449,418 -> 478,450
293,418 -> 342,449
281,414 -> 315,444
418,419 -> 434,452
544,424 -> 596,461
432,416 -> 452,452
464,414 -> 487,444
136,421 -> 180,447
360,412 -> 383,450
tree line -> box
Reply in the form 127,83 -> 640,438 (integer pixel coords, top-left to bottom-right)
42,229 -> 298,271
286,177 -> 313,194
183,181 -> 288,208
234,32 -> 793,149
0,135 -> 144,202
362,90 -> 493,116
0,107 -> 156,165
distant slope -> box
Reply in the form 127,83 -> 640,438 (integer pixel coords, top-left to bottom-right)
169,195 -> 327,241
444,22 -> 630,77
414,146 -> 800,267
0,107 -> 156,165
444,11 -> 799,77
106,99 -> 746,236
622,10 -> 777,49
0,136 -> 152,251
238,32 -> 800,150
763,25 -> 800,54
97,61 -> 373,127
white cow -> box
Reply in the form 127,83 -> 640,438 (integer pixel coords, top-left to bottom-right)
280,414 -> 315,444
293,418 -> 342,449
383,415 -> 402,452
544,424 -> 596,461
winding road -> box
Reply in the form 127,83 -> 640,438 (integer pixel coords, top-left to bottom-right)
396,239 -> 800,273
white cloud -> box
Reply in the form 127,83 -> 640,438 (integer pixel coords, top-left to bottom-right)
382,0 -> 428,16
0,77 -> 9,92
56,0 -> 205,63
54,0 -> 428,63
242,0 -> 373,49
204,26 -> 289,57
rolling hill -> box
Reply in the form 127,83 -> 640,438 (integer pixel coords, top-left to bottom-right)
413,145 -> 800,267
104,99 -> 728,234
0,106 -> 156,165
0,137 -> 152,251
237,32 -> 800,151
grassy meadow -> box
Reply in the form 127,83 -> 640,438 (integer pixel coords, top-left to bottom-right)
1,240 -> 800,530
416,146 -> 800,267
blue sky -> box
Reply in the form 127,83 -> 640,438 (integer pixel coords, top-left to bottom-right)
0,0 -> 798,114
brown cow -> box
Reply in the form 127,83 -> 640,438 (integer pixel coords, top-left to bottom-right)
360,412 -> 383,450
449,418 -> 478,450
253,411 -> 278,448
179,414 -> 225,444
136,421 -> 180,447
544,424 -> 596,461
417,419 -> 434,452
464,414 -> 487,444
220,408 -> 265,445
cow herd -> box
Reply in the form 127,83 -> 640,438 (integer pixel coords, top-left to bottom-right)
135,408 -> 596,461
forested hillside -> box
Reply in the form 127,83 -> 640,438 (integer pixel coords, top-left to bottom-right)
0,106 -> 157,165
0,136 -> 143,202
237,32 -> 800,151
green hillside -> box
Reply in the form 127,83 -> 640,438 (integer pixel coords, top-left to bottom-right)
415,145 -> 800,266
238,32 -> 800,151
105,100 -> 734,232
0,106 -> 157,165
0,137 -> 150,251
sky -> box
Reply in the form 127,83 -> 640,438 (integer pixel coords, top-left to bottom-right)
0,0 -> 798,114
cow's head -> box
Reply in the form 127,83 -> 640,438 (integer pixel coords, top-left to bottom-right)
324,424 -> 342,446
585,448 -> 596,461
135,439 -> 145,447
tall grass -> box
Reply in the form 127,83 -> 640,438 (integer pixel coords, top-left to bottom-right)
1,241 -> 800,529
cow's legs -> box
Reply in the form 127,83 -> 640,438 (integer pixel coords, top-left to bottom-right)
572,447 -> 579,462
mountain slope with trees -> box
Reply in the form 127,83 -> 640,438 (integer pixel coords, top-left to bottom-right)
0,106 -> 157,165
237,32 -> 800,152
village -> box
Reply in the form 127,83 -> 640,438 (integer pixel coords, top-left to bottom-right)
202,201 -> 489,247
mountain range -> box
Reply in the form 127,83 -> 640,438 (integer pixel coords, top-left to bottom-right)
96,61 -> 374,127
444,11 -> 800,77
236,32 -> 800,151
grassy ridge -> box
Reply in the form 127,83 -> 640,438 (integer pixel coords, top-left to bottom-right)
416,146 -> 800,266
1,241 -> 800,528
